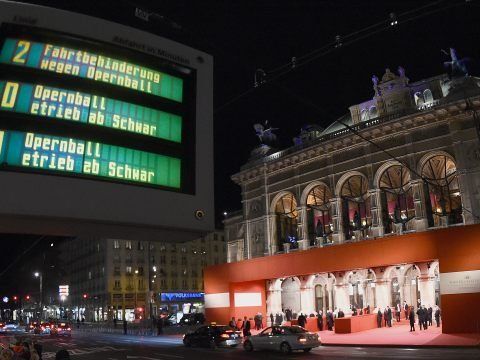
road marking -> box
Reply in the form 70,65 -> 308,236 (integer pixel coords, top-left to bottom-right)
155,354 -> 184,358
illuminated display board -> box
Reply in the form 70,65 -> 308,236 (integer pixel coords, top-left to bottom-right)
0,80 -> 182,142
0,130 -> 181,188
160,292 -> 205,302
0,38 -> 184,102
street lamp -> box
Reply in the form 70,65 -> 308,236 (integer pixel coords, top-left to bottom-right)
34,272 -> 42,320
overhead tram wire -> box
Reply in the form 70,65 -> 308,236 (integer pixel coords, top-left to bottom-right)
0,236 -> 45,280
214,0 -> 470,114
269,82 -> 480,222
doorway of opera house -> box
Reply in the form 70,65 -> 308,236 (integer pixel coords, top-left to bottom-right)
266,261 -> 440,322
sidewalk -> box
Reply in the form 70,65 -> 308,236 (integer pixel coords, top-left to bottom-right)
249,322 -> 480,348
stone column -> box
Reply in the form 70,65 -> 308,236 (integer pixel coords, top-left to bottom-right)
374,279 -> 392,310
411,179 -> 428,231
267,214 -> 278,255
266,288 -> 282,326
334,283 -> 350,313
300,285 -> 315,315
297,205 -> 309,250
331,197 -> 344,243
368,189 -> 384,238
418,276 -> 436,308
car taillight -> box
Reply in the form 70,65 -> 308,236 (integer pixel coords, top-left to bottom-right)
298,335 -> 307,342
67,328 -> 71,331
220,333 -> 230,339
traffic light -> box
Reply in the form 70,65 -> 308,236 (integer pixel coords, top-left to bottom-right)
25,295 -> 30,300
13,296 -> 18,301
82,293 -> 88,299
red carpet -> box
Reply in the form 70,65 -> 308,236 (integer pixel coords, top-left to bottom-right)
251,321 -> 480,347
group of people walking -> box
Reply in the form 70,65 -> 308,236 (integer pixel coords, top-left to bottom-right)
408,304 -> 441,331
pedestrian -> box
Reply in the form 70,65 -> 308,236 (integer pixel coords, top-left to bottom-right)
76,318 -> 80,329
383,308 -> 388,327
366,304 -> 370,314
326,310 -> 334,331
241,316 -> 251,337
0,348 -> 13,360
416,306 -> 424,330
434,306 -> 441,327
123,319 -> 127,335
317,311 -> 323,331
427,306 -> 433,326
55,349 -> 70,360
387,306 -> 392,327
157,316 -> 163,336
422,305 -> 428,330
409,307 -> 415,332
269,313 -> 274,326
377,308 -> 382,328
403,301 -> 409,320
229,316 -> 237,329
113,318 -> 117,328
298,313 -> 306,328
337,309 -> 345,318
395,303 -> 401,322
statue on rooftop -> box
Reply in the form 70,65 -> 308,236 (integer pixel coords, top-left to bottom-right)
443,48 -> 469,78
254,120 -> 278,146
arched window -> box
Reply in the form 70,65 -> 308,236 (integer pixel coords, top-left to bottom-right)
315,284 -> 325,313
391,276 -> 401,307
360,109 -> 369,122
421,155 -> 463,226
423,89 -> 434,104
340,175 -> 371,240
306,185 -> 333,246
274,193 -> 299,250
369,106 -> 378,119
414,92 -> 424,107
379,165 -> 415,233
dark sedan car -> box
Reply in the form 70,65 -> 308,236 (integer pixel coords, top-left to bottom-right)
183,325 -> 241,349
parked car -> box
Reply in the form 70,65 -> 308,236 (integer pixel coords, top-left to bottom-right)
243,325 -> 321,354
2,322 -> 22,333
183,325 -> 241,349
179,313 -> 205,326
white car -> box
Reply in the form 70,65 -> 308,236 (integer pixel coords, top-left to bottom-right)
243,325 -> 320,354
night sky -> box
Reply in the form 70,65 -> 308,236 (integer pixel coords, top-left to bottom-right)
1,0 -> 479,295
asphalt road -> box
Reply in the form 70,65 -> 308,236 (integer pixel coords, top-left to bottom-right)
1,332 -> 479,360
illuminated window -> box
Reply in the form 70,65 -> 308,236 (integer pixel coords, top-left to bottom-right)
125,241 -> 132,250
421,155 -> 463,226
137,242 -> 144,251
160,244 -> 166,252
181,246 -> 187,253
88,271 -> 92,280
274,193 -> 299,251
423,89 -> 434,103
340,174 -> 371,240
306,184 -> 333,246
113,240 -> 120,249
114,280 -> 121,289
126,266 -> 132,274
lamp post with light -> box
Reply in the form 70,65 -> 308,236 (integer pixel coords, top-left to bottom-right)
34,272 -> 42,320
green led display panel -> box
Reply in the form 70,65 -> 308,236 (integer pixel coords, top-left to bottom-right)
0,130 -> 181,188
0,38 -> 183,102
0,80 -> 182,142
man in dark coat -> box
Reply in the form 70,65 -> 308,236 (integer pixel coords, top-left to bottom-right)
337,309 -> 345,318
422,306 -> 428,330
427,306 -> 433,326
285,309 -> 292,322
409,307 -> 415,331
387,306 -> 392,327
317,311 -> 323,331
434,307 -> 441,327
123,319 -> 127,335
383,308 -> 388,327
326,311 -> 334,331
298,313 -> 306,328
416,307 -> 424,330
377,309 -> 382,328
241,316 -> 251,337
270,313 -> 274,326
